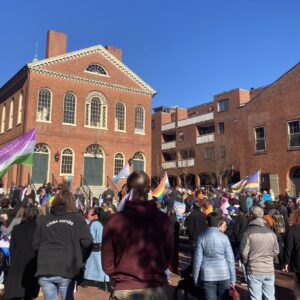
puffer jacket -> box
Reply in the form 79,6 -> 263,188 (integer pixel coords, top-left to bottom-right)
240,218 -> 279,275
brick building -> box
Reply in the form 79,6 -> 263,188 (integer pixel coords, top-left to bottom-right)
0,30 -> 155,195
152,63 -> 300,196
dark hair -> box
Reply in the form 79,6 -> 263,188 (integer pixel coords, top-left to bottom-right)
93,207 -> 106,225
207,212 -> 221,227
127,171 -> 150,201
0,198 -> 10,208
22,206 -> 39,223
51,191 -> 76,212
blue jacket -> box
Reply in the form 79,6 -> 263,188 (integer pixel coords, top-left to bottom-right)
193,227 -> 236,285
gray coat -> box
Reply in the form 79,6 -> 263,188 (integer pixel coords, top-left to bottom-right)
240,218 -> 279,275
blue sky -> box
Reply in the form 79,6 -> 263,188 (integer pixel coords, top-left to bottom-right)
1,0 -> 300,108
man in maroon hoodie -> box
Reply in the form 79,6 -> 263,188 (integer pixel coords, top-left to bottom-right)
102,171 -> 173,299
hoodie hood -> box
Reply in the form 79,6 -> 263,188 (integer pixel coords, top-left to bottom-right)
249,217 -> 266,227
124,199 -> 159,218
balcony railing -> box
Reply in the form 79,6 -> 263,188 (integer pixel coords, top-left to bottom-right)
178,158 -> 195,168
161,122 -> 176,131
196,133 -> 215,144
161,141 -> 176,150
162,161 -> 177,169
178,112 -> 214,128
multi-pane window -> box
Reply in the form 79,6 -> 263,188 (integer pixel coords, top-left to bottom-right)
63,92 -> 76,124
220,145 -> 226,158
115,102 -> 125,131
1,105 -> 6,133
8,99 -> 13,129
133,152 -> 145,171
218,122 -> 225,134
60,148 -> 74,175
86,64 -> 107,76
204,147 -> 214,160
37,88 -> 51,121
85,94 -> 107,128
218,99 -> 229,112
17,92 -> 23,125
114,153 -> 125,176
255,127 -> 266,151
288,120 -> 300,148
178,131 -> 184,142
135,105 -> 145,133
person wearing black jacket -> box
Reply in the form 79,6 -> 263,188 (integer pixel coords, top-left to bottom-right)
186,201 -> 208,242
33,190 -> 93,300
285,208 -> 300,300
182,201 -> 207,276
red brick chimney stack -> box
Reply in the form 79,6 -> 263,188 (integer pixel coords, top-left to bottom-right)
104,45 -> 122,61
46,30 -> 67,58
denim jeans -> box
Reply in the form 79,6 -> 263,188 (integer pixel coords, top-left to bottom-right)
38,276 -> 75,300
247,274 -> 275,300
202,280 -> 230,300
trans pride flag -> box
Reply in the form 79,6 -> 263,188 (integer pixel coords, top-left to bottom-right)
112,163 -> 131,183
152,172 -> 170,201
0,128 -> 36,177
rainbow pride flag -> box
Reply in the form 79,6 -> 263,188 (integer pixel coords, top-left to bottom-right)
242,170 -> 260,193
231,170 -> 260,194
63,175 -> 72,187
152,172 -> 170,201
0,128 -> 36,177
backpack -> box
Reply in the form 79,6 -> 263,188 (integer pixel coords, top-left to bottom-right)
272,213 -> 286,234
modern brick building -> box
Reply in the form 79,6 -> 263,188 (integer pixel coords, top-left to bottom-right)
152,63 -> 300,196
0,30 -> 155,195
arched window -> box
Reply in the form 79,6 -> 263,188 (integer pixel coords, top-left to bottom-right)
114,153 -> 125,176
1,104 -> 6,133
63,92 -> 76,124
85,64 -> 108,76
8,99 -> 14,129
135,105 -> 145,133
85,92 -> 107,128
34,143 -> 49,153
60,148 -> 74,175
115,102 -> 126,131
17,92 -> 23,125
37,88 -> 51,121
133,152 -> 145,171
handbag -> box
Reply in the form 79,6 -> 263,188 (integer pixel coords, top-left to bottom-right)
229,286 -> 240,300
91,243 -> 101,252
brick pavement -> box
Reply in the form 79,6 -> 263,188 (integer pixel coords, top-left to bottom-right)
0,248 -> 295,299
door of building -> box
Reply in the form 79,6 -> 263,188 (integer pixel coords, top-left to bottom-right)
83,156 -> 103,186
32,153 -> 49,185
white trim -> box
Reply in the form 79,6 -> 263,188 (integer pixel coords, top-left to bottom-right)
36,87 -> 53,122
17,92 -> 23,125
84,70 -> 110,78
60,147 -> 75,176
84,91 -> 108,129
133,151 -> 146,172
31,143 -> 51,184
8,99 -> 14,130
29,67 -> 151,96
27,44 -> 156,95
83,144 -> 106,187
62,91 -> 77,125
135,105 -> 145,134
0,104 -> 6,133
113,152 -> 125,177
115,101 -> 126,131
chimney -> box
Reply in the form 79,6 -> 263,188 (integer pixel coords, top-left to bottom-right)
46,30 -> 67,58
104,46 -> 122,61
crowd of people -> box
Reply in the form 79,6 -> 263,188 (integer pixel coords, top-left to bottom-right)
0,175 -> 299,300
